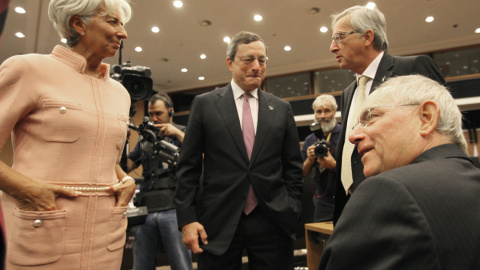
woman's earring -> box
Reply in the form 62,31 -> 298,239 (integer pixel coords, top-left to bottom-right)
81,32 -> 85,36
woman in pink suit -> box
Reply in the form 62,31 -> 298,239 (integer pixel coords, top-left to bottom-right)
0,0 -> 136,269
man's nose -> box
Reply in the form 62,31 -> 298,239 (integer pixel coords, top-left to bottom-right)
330,40 -> 338,53
348,125 -> 366,145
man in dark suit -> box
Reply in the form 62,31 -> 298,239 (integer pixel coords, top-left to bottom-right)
174,31 -> 303,270
319,75 -> 480,269
330,5 -> 446,224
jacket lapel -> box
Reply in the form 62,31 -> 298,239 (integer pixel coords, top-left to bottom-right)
214,85 -> 250,162
372,53 -> 394,91
249,90 -> 275,165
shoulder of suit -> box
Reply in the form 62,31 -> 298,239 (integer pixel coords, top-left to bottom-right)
260,90 -> 289,105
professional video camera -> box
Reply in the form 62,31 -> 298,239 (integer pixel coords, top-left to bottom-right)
310,122 -> 331,158
127,116 -> 180,167
111,61 -> 153,101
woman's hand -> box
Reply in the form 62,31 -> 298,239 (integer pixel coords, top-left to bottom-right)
113,164 -> 136,207
0,161 -> 78,211
111,177 -> 136,207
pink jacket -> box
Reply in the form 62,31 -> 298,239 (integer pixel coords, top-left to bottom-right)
0,45 -> 131,269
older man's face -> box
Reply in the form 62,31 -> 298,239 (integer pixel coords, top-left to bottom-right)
329,15 -> 367,74
348,92 -> 422,177
314,104 -> 336,133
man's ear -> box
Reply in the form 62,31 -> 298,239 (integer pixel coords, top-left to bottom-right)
419,101 -> 439,136
226,57 -> 234,72
363,29 -> 374,47
70,15 -> 86,35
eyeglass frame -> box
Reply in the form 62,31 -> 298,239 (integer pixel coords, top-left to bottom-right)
332,30 -> 360,44
352,104 -> 421,130
236,55 -> 268,66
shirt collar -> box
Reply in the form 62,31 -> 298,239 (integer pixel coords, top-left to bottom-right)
356,51 -> 384,83
51,45 -> 111,80
231,79 -> 258,100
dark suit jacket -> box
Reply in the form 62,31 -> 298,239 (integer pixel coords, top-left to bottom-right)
175,84 -> 303,255
320,144 -> 480,270
333,53 -> 446,223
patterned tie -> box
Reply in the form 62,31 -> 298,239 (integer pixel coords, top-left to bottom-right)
341,75 -> 369,194
242,92 -> 258,215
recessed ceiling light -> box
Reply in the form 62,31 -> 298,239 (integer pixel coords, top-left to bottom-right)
284,46 -> 291,51
366,2 -> 376,10
61,38 -> 67,43
15,32 -> 25,38
254,15 -> 263,21
151,26 -> 159,33
320,26 -> 328,33
475,28 -> 480,33
181,68 -> 188,72
173,1 -> 183,8
135,46 -> 142,52
198,76 -> 205,80
15,7 -> 26,14
426,16 -> 434,23
200,54 -> 206,59
223,36 -> 231,43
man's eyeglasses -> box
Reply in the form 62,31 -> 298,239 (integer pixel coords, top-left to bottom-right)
352,104 -> 420,130
332,31 -> 359,44
237,55 -> 268,66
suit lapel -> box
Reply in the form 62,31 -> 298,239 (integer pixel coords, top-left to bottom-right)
372,53 -> 394,91
214,85 -> 250,162
249,90 -> 275,164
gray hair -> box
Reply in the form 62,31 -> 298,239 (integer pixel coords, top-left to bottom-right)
375,75 -> 467,153
226,31 -> 267,61
331,5 -> 388,52
48,0 -> 132,47
312,94 -> 338,112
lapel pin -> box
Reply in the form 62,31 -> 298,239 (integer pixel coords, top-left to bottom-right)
269,106 -> 274,110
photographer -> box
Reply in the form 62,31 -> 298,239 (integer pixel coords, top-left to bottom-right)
126,93 -> 192,270
301,95 -> 341,222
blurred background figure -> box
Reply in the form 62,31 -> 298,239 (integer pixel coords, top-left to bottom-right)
0,0 -> 136,269
301,95 -> 340,222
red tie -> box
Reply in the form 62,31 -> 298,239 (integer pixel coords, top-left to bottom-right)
242,93 -> 258,215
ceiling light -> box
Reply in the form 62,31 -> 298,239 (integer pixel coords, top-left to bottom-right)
14,7 -> 26,14
426,16 -> 434,23
61,38 -> 67,43
254,15 -> 263,21
223,36 -> 231,43
366,2 -> 376,10
320,26 -> 328,33
475,28 -> 480,33
198,76 -> 205,80
173,1 -> 183,8
200,54 -> 206,59
15,32 -> 25,38
181,68 -> 188,72
151,26 -> 159,33
135,46 -> 142,52
284,46 -> 291,51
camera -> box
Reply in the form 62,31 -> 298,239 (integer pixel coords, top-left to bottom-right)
128,117 -> 180,167
310,123 -> 331,158
111,61 -> 153,101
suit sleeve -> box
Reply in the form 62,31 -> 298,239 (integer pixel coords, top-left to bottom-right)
319,176 -> 439,270
174,96 -> 204,229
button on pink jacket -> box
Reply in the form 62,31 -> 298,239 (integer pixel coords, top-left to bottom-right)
0,45 -> 131,269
